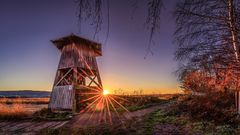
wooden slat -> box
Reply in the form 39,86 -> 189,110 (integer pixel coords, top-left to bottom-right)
49,85 -> 74,110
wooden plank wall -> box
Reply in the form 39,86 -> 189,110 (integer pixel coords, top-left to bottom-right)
49,85 -> 75,110
58,43 -> 97,70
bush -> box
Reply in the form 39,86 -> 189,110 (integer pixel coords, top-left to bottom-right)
170,91 -> 240,126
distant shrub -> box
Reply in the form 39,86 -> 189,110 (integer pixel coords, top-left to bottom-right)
121,95 -> 164,106
114,95 -> 165,113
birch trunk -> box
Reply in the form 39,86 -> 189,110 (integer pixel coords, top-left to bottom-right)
228,0 -> 240,113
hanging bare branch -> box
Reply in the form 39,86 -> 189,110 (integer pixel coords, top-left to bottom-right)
76,0 -> 163,57
75,0 -> 104,39
104,0 -> 110,45
144,0 -> 163,58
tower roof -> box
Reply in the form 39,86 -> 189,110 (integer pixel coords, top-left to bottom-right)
51,34 -> 102,56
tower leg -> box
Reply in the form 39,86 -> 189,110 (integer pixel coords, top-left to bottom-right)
93,58 -> 103,88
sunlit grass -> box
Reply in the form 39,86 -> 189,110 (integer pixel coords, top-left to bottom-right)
0,103 -> 30,119
0,98 -> 49,120
0,97 -> 49,104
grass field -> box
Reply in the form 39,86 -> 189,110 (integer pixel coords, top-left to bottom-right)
2,94 -> 238,134
0,95 -> 188,134
0,103 -> 31,119
0,95 -> 170,120
0,97 -> 49,120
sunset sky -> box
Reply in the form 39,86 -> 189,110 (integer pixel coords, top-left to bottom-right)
0,0 -> 180,94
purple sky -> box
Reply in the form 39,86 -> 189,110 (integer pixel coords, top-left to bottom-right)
0,0 -> 180,94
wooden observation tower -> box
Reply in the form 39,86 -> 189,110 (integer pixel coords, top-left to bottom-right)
48,34 -> 102,112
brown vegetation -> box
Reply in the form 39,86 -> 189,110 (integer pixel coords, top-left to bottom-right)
175,63 -> 240,126
0,104 -> 31,120
0,97 -> 49,104
169,92 -> 239,126
0,98 -> 49,120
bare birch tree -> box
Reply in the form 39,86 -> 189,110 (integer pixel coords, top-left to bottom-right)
174,0 -> 240,110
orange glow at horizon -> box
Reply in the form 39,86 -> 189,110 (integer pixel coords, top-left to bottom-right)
102,84 -> 181,94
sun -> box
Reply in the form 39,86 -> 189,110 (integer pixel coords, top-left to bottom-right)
103,89 -> 110,96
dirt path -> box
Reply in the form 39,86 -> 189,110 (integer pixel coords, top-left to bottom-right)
64,103 -> 167,128
0,121 -> 69,135
0,102 -> 170,135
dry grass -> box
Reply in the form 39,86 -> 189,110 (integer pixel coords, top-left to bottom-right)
0,97 -> 49,104
0,98 -> 49,120
0,103 -> 31,120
